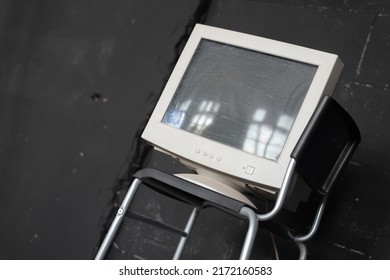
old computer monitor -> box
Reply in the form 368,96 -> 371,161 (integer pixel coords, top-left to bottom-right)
142,24 -> 343,194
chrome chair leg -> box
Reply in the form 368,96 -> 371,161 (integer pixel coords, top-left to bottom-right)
239,206 -> 258,260
173,206 -> 200,260
95,178 -> 142,260
296,242 -> 307,260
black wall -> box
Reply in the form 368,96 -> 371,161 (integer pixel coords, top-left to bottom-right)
1,0 -> 390,259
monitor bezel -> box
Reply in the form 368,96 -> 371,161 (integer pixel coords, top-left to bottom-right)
142,24 -> 343,191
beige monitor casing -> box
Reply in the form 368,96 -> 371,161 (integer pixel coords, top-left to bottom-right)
142,24 -> 343,194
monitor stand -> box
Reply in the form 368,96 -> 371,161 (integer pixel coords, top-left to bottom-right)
176,165 -> 311,213
154,149 -> 309,212
175,172 -> 257,209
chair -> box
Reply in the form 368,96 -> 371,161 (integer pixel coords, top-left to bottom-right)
95,95 -> 360,260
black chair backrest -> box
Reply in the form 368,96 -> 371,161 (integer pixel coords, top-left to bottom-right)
291,95 -> 361,196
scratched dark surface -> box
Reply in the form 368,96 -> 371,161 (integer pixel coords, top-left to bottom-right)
0,0 -> 390,259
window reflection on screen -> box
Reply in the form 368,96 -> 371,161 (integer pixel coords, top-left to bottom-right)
162,39 -> 318,161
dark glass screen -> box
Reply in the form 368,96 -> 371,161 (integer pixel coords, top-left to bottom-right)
162,39 -> 317,161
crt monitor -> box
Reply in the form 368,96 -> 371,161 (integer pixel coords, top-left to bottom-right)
142,24 -> 343,193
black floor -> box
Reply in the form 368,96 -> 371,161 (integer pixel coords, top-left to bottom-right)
1,0 -> 390,259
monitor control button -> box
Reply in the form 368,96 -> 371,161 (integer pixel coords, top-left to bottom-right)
195,149 -> 221,161
245,165 -> 255,175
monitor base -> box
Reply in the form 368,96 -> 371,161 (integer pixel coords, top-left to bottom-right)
175,173 -> 257,209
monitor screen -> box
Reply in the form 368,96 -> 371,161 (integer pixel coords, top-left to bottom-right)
162,39 -> 318,161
